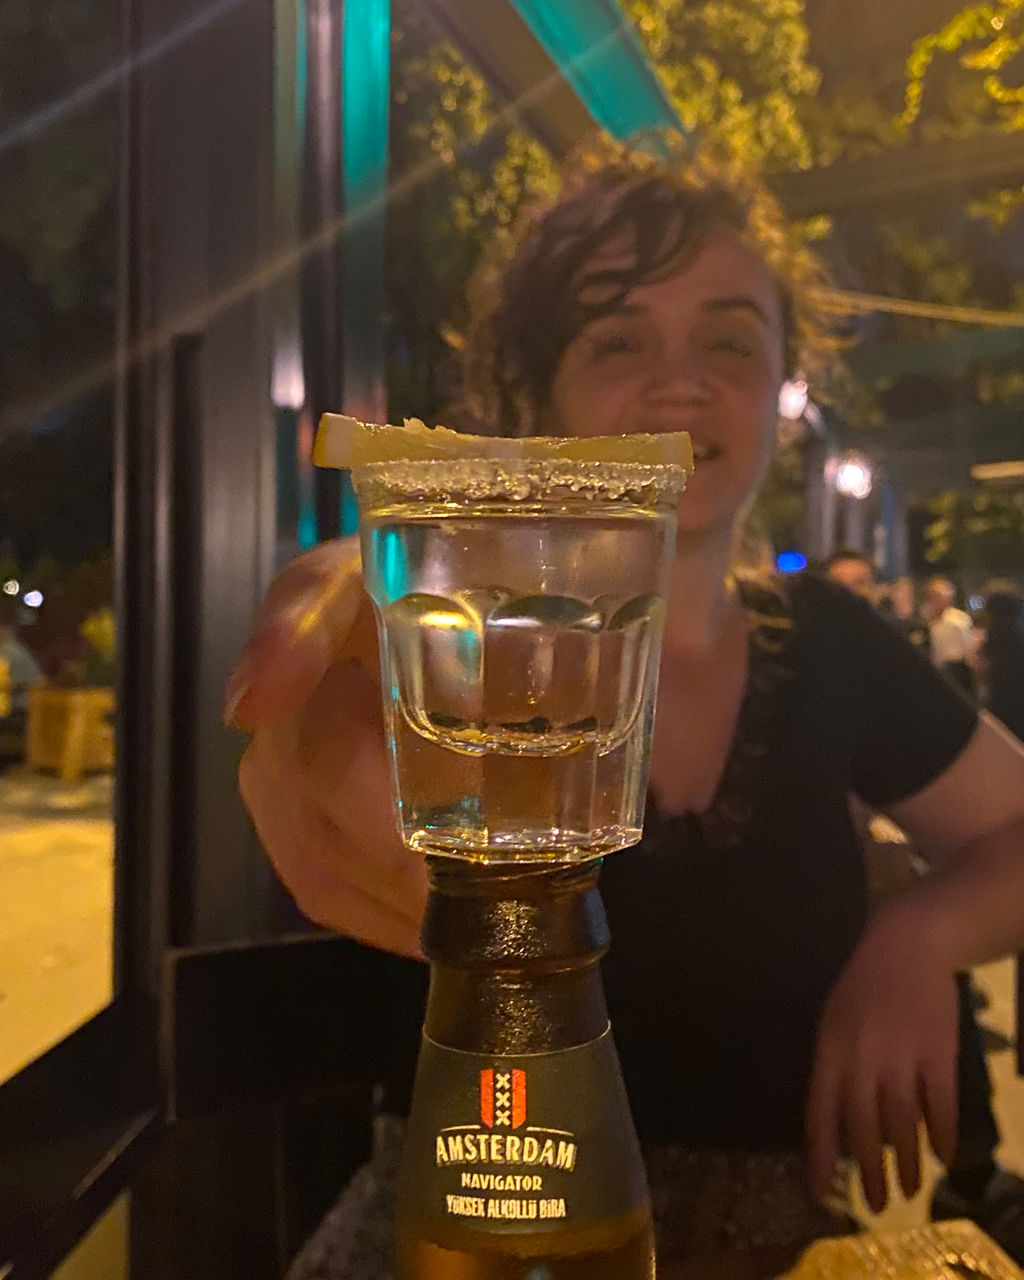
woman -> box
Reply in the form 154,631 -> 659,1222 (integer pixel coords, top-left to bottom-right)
225,145 -> 1024,1276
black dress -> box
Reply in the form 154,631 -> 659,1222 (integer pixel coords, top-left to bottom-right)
601,573 -> 977,1155
289,573 -> 980,1277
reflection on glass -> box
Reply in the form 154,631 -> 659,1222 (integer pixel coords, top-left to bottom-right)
0,0 -> 118,1083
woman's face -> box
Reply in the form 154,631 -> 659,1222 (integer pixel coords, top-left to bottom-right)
547,228 -> 787,537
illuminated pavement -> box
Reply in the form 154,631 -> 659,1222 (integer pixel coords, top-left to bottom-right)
0,769 -> 114,1084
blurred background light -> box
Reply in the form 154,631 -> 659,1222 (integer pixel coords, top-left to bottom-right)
23,590 -> 43,608
271,341 -> 306,411
834,453 -> 873,500
971,460 -> 1024,483
777,551 -> 808,573
778,379 -> 809,421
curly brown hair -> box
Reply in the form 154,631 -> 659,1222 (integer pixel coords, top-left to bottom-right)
459,136 -> 836,436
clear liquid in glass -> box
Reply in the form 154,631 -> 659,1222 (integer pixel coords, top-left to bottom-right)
360,491 -> 675,862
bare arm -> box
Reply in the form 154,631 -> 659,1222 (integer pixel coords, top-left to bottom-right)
882,713 -> 1024,967
808,714 -> 1024,1214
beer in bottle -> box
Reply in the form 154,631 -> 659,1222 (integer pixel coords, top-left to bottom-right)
395,858 -> 655,1279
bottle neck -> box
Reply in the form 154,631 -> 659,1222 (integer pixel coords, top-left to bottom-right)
421,858 -> 610,1055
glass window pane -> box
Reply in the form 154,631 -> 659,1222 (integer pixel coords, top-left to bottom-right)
0,0 -> 119,1083
48,1194 -> 129,1280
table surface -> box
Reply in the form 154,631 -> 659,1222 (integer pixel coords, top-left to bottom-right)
661,1221 -> 1022,1279
782,1220 -> 1022,1278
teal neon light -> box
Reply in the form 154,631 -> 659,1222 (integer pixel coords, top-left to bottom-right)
341,0 -> 390,214
298,507 -> 318,550
295,0 -> 307,149
341,0 -> 390,535
370,528 -> 409,600
509,0 -> 682,140
273,0 -> 315,544
340,473 -> 359,536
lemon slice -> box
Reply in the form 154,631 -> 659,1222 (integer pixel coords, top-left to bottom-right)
314,414 -> 694,473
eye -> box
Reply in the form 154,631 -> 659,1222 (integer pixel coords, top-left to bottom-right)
588,330 -> 644,360
705,332 -> 757,358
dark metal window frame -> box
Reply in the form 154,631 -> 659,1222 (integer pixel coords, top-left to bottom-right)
0,0 -> 344,1263
0,1 -> 168,1270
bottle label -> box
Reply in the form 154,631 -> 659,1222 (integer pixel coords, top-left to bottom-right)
397,1027 -> 649,1235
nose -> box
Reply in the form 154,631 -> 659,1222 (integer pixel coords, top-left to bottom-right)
643,344 -> 713,406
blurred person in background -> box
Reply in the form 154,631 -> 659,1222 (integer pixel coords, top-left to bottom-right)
923,577 -> 978,699
826,553 -> 929,654
887,577 -> 931,656
824,549 -> 876,603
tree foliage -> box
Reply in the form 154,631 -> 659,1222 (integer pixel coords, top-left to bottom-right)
625,0 -> 821,169
385,0 -> 1024,568
903,0 -> 1024,137
0,0 -> 119,416
922,487 -> 1024,577
387,0 -> 1024,426
386,9 -> 556,419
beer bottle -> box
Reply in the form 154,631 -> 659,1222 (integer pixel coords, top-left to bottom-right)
396,858 -> 655,1279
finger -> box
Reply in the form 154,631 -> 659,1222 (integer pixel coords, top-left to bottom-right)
246,669 -> 428,933
880,1073 -> 922,1200
921,1053 -> 958,1169
243,716 -> 423,928
844,1074 -> 887,1214
224,540 -> 367,730
240,738 -> 425,955
225,619 -> 333,731
282,661 -> 418,900
257,538 -> 363,642
805,1049 -> 842,1201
